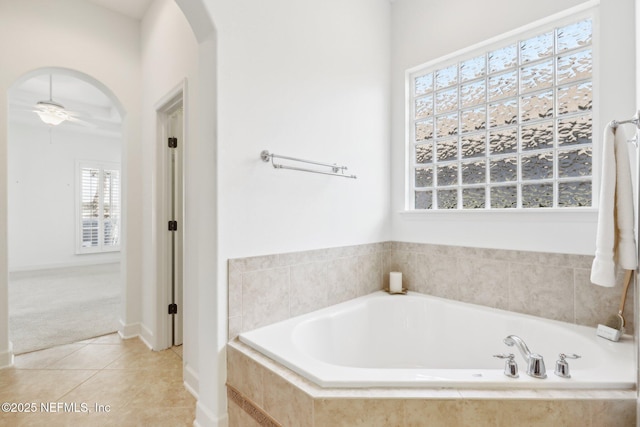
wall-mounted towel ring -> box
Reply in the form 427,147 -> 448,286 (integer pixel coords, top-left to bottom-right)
610,110 -> 640,147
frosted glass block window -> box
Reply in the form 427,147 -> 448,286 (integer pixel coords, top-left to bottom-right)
409,16 -> 593,209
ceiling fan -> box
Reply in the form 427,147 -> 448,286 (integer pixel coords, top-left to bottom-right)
33,75 -> 94,127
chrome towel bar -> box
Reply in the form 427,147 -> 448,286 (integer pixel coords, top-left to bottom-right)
260,150 -> 357,179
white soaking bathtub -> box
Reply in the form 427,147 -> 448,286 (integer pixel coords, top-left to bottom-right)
239,291 -> 636,389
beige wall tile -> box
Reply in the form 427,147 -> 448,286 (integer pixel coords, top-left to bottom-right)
290,261 -> 328,317
228,398 -> 262,427
279,248 -> 329,266
404,400 -> 464,427
228,316 -> 242,341
243,255 -> 280,272
228,241 -> 634,338
226,346 -> 265,407
533,252 -> 593,269
590,399 -> 636,426
327,257 -> 359,305
575,268 -> 635,333
383,250 -> 416,289
357,252 -> 383,296
242,267 -> 290,331
414,253 -> 459,300
461,400 -> 501,426
229,259 -> 244,274
228,266 -> 243,319
263,369 -> 313,427
314,398 -> 403,427
496,400 -> 592,427
458,257 -> 509,309
509,263 -> 574,322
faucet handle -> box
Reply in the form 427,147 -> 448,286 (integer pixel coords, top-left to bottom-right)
554,353 -> 581,378
493,353 -> 519,378
527,353 -> 547,379
561,353 -> 581,359
493,353 -> 514,359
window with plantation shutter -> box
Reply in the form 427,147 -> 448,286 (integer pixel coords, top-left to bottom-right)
77,161 -> 120,253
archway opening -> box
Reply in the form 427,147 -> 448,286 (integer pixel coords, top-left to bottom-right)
7,67 -> 125,354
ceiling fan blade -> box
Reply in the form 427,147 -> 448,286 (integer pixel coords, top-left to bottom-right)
66,109 -> 92,119
67,116 -> 98,128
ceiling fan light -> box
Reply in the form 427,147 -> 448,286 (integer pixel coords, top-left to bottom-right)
35,101 -> 69,126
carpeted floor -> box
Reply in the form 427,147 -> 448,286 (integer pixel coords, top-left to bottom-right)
8,263 -> 120,354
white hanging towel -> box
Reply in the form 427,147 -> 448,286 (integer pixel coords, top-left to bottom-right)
591,124 -> 637,287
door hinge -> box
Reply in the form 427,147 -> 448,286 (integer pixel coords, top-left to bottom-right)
168,220 -> 178,231
168,303 -> 178,315
168,137 -> 178,148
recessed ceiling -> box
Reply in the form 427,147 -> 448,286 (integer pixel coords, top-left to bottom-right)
86,0 -> 153,20
8,1 -> 154,136
9,74 -> 122,137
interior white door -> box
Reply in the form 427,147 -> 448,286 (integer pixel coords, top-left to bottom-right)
168,107 -> 184,346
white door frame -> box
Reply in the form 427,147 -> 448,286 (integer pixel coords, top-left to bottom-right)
155,80 -> 186,350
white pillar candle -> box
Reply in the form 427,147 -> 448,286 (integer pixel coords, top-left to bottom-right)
389,272 -> 402,293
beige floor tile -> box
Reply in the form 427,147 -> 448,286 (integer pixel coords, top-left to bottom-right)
0,369 -> 97,402
87,334 -> 149,354
59,369 -> 147,410
0,336 -> 195,426
89,333 -> 126,345
104,347 -> 182,370
12,343 -> 87,369
171,344 -> 184,358
4,407 -> 124,427
47,344 -> 130,370
77,337 -> 99,344
108,406 -> 196,427
127,385 -> 197,410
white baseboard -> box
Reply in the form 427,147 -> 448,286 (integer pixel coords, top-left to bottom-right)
0,341 -> 14,369
139,324 -> 154,350
194,402 -> 227,427
118,320 -> 141,340
9,258 -> 120,273
184,363 -> 199,398
118,321 -> 154,350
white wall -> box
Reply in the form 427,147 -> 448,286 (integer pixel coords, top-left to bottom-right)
209,0 -> 392,261
8,123 -> 121,271
0,0 -> 142,366
196,0 -> 391,424
390,0 -> 636,255
140,0 -> 200,392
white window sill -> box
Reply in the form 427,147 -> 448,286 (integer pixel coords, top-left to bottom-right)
398,207 -> 598,223
76,248 -> 121,255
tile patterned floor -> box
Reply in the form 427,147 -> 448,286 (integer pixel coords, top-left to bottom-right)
0,334 -> 196,426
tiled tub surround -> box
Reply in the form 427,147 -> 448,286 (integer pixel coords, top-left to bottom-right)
228,241 -> 635,340
227,242 -> 637,426
227,340 -> 636,427
228,243 -> 387,340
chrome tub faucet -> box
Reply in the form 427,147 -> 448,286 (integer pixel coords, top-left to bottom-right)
503,335 -> 547,379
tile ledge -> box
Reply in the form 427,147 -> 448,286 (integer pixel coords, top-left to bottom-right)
228,340 -> 633,401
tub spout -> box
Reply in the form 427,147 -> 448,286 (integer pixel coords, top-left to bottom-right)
503,335 -> 546,379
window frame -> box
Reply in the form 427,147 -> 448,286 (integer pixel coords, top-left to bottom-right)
404,5 -> 600,214
75,160 -> 121,254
